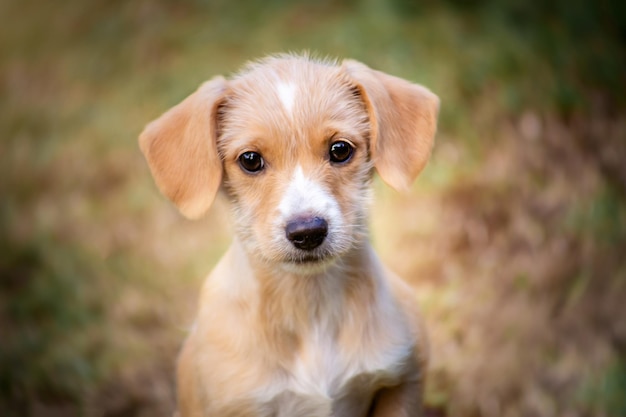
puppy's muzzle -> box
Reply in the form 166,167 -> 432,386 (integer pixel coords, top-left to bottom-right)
285,216 -> 328,251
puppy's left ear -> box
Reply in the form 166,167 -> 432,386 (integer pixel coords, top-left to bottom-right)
343,60 -> 440,191
139,77 -> 228,219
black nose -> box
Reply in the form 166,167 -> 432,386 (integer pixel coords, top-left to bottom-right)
285,217 -> 328,251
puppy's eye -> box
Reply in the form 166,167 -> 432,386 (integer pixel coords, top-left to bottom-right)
329,140 -> 354,164
238,151 -> 265,173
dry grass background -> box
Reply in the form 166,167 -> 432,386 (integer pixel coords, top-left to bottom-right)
1,0 -> 625,416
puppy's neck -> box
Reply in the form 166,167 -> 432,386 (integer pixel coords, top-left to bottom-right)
229,236 -> 379,327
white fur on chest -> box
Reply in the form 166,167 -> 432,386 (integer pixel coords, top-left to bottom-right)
256,322 -> 412,417
289,324 -> 348,398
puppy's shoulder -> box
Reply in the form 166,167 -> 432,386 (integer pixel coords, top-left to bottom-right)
384,268 -> 429,371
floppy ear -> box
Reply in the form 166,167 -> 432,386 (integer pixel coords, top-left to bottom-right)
139,77 -> 228,219
342,60 -> 440,191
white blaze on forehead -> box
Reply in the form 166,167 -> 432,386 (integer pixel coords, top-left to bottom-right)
276,81 -> 297,115
279,166 -> 341,225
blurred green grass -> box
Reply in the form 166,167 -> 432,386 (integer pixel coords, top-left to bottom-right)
1,0 -> 625,416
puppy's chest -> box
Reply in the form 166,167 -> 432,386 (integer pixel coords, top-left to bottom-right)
288,327 -> 360,396
257,325 -> 409,417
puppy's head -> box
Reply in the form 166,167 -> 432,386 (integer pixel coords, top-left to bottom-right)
140,55 -> 439,273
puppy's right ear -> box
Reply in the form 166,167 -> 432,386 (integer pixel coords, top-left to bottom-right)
139,77 -> 228,219
342,60 -> 439,191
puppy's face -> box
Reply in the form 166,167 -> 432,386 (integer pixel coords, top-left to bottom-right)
139,55 -> 439,274
218,60 -> 372,272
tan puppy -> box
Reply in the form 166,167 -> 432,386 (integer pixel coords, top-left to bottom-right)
139,55 -> 439,417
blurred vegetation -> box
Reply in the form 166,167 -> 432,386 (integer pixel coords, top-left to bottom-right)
1,0 -> 625,416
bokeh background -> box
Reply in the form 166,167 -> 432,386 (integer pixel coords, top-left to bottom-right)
1,0 -> 625,416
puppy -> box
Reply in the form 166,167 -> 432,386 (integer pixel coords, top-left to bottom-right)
139,55 -> 439,417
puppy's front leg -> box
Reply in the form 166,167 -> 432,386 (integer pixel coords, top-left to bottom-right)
369,380 -> 423,417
